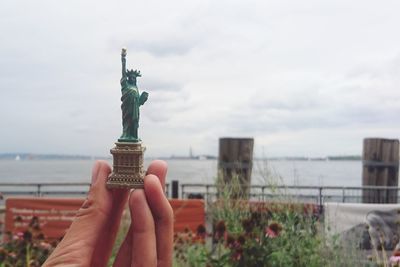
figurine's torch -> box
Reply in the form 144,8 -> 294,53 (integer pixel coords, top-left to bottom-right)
121,47 -> 127,57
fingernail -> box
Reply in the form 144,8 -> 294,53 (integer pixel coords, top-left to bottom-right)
91,161 -> 101,185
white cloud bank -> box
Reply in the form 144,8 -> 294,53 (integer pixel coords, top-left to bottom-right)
1,0 -> 400,157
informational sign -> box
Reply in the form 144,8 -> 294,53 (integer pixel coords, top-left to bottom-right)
5,198 -> 205,240
170,199 -> 205,233
5,198 -> 84,239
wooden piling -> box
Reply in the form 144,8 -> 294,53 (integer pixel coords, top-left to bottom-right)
218,137 -> 254,198
362,138 -> 399,203
171,180 -> 179,199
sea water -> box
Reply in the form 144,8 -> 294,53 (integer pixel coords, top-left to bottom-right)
0,159 -> 361,186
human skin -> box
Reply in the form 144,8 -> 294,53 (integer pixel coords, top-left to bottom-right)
43,160 -> 173,267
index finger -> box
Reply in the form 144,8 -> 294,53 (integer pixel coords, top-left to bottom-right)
146,160 -> 168,192
145,174 -> 173,267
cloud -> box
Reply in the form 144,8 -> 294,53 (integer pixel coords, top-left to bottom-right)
127,38 -> 197,57
141,79 -> 183,92
1,0 -> 400,157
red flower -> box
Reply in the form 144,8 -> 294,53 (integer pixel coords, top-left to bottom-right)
40,241 -> 51,250
226,234 -> 235,248
232,248 -> 243,261
216,220 -> 226,234
196,224 -> 206,239
237,235 -> 246,245
214,220 -> 226,240
14,231 -> 24,240
242,218 -> 254,234
265,222 -> 282,238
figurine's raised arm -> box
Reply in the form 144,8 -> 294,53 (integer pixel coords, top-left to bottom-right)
121,48 -> 127,78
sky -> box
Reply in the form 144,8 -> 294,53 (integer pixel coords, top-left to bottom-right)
1,0 -> 400,158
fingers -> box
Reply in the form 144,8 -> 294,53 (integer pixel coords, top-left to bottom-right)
92,185 -> 129,266
145,174 -> 174,267
114,160 -> 172,266
43,161 -> 129,267
146,160 -> 168,192
112,224 -> 133,267
130,189 -> 157,266
113,189 -> 159,267
114,177 -> 173,267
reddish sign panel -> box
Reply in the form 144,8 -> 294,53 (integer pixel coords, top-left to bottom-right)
170,199 -> 205,233
5,198 -> 205,240
5,198 -> 84,239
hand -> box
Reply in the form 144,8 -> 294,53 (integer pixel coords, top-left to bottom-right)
43,160 -> 173,267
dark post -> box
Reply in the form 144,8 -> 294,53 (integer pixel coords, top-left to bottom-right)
171,180 -> 179,199
218,137 -> 254,198
362,138 -> 399,203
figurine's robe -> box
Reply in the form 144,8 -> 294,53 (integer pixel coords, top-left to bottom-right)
120,77 -> 140,137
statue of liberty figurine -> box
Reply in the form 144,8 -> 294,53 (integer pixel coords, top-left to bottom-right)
107,48 -> 148,189
118,48 -> 148,142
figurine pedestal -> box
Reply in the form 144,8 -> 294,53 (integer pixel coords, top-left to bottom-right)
107,142 -> 146,189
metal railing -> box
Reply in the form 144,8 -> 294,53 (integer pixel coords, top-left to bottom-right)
0,182 -> 90,197
0,182 -> 399,206
0,182 -> 170,198
180,183 -> 400,205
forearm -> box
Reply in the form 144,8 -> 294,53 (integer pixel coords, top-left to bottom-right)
121,58 -> 126,77
121,48 -> 127,77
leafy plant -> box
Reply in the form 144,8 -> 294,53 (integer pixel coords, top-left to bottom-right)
0,216 -> 58,267
173,163 -> 375,267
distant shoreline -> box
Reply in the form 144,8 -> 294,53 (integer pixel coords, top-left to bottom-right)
0,154 -> 109,161
0,153 -> 362,161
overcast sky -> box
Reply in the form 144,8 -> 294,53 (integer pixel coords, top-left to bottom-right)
1,0 -> 400,158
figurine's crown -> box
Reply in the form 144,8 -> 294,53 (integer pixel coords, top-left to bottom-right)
127,69 -> 141,78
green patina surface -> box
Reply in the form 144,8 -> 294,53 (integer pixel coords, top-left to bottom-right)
118,48 -> 148,142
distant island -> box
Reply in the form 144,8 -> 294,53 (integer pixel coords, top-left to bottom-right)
160,155 -> 217,160
260,155 -> 362,161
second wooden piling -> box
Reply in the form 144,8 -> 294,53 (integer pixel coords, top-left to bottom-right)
362,138 -> 399,203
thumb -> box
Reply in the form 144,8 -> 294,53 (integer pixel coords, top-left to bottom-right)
43,161 -> 128,266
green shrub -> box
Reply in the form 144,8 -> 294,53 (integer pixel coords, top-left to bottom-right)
0,216 -> 58,267
173,166 -> 373,267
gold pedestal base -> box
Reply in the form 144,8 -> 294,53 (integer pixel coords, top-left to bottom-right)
107,142 -> 146,189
